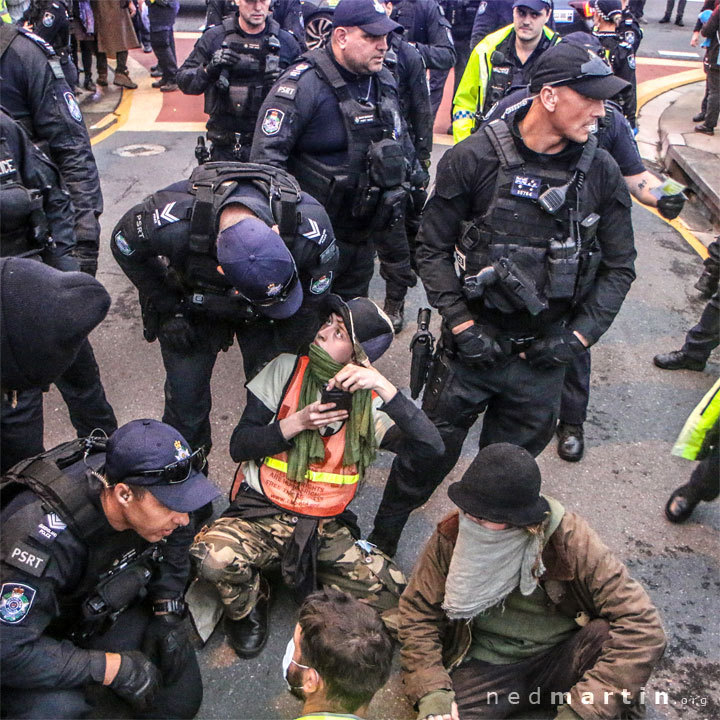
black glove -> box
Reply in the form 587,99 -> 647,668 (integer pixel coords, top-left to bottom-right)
657,192 -> 685,220
206,46 -> 242,78
141,613 -> 193,685
453,325 -> 502,368
109,651 -> 161,712
157,313 -> 197,353
524,331 -> 586,369
379,259 -> 417,289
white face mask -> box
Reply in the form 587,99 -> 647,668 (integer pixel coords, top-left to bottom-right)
282,637 -> 312,691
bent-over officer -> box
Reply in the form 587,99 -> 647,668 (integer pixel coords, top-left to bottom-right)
0,419 -> 220,719
111,162 -> 339,454
251,0 -> 419,299
368,42 -> 637,557
178,0 -> 302,161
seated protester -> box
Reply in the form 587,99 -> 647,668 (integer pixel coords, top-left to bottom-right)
285,587 -> 394,720
190,295 -> 444,659
398,443 -> 667,720
0,419 -> 220,720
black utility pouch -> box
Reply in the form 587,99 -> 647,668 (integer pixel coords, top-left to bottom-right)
367,139 -> 406,189
546,237 -> 580,299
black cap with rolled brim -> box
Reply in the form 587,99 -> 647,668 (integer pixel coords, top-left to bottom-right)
529,42 -> 630,99
447,443 -> 549,526
326,294 -> 394,363
332,0 -> 402,34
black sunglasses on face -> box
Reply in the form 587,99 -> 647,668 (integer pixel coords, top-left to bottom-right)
133,447 -> 206,485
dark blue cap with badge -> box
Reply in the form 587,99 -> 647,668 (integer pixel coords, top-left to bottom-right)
512,0 -> 552,12
217,218 -> 303,320
332,0 -> 402,34
591,0 -> 623,20
105,420 -> 220,513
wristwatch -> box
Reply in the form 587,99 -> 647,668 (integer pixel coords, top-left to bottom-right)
152,598 -> 187,616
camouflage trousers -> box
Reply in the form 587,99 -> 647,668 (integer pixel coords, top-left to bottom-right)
190,514 -> 407,625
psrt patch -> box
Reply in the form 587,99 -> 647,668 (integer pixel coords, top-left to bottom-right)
0,583 -> 36,624
64,92 -> 83,123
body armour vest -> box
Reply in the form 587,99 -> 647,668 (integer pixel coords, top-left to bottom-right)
287,49 -> 406,233
0,438 -> 158,638
206,16 -> 282,145
0,131 -> 47,258
238,356 -> 364,518
454,121 -> 601,321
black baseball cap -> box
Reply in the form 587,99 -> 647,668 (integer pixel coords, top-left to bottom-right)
591,0 -> 622,21
529,43 -> 630,99
332,0 -> 402,34
105,420 -> 220,513
325,294 -> 394,363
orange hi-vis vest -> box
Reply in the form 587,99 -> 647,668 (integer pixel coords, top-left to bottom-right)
233,356 -> 365,518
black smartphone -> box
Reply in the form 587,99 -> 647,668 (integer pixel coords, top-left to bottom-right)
320,384 -> 353,413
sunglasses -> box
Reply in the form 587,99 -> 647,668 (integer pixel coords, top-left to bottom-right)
134,447 -> 206,485
545,53 -> 613,87
235,258 -> 299,309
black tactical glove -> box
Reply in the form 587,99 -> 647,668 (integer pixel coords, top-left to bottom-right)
453,325 -> 502,368
657,192 -> 685,220
109,651 -> 161,712
141,613 -> 193,685
379,259 -> 417,289
524,331 -> 586,369
157,313 -> 198,353
206,46 -> 242,78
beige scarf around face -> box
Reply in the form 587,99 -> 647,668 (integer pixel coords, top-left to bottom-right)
442,513 -> 546,620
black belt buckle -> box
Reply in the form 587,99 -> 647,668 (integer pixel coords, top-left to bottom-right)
509,336 -> 535,354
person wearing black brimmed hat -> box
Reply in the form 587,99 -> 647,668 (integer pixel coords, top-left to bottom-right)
250,0 -> 423,301
369,42 -> 637,558
0,419 -> 220,719
189,295 -> 443,659
397,443 -> 666,720
111,163 -> 339,455
452,0 -> 560,142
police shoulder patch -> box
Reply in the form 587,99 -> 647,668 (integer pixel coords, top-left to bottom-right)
261,108 -> 284,136
0,583 -> 36,624
5,541 -> 50,578
309,272 -> 332,295
627,54 -> 636,70
275,84 -> 297,100
63,91 -> 83,123
114,230 -> 134,256
477,1 -> 487,14
287,61 -> 311,79
30,512 -> 67,546
42,11 -> 55,27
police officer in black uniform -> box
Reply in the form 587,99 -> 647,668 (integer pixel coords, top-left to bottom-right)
179,0 -> 302,161
619,0 -> 643,53
0,22 -> 103,277
21,0 -> 78,86
471,0 -> 513,46
206,0 -> 306,47
111,163 -> 339,453
0,419 -> 219,719
383,11 -> 432,330
251,0 -> 419,299
368,43 -> 637,556
0,109 -> 116,473
592,0 -> 636,128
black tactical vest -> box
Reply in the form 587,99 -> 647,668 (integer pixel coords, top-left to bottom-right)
0,438 -> 157,636
206,16 -> 283,145
455,121 -> 601,318
287,49 -> 407,233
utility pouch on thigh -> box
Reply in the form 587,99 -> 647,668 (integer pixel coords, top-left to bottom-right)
422,350 -> 452,415
370,186 -> 407,231
352,184 -> 381,221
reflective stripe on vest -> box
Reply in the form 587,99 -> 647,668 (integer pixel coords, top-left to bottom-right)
259,355 -> 360,518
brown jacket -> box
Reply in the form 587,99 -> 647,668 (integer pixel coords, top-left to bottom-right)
91,0 -> 138,55
398,511 -> 667,720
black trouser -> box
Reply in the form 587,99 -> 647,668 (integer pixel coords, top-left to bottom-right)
681,291 -> 719,361
677,445 -> 720,506
1,605 -> 202,720
702,66 -> 720,130
150,27 -> 178,82
332,230 -> 376,300
629,0 -> 645,18
703,239 -> 719,280
559,349 -> 591,426
663,0 -> 686,20
0,339 -> 116,474
371,350 -> 566,550
451,620 -> 611,719
159,316 -> 321,452
428,33 -> 472,120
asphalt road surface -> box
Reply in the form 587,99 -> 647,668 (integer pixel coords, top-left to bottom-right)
41,3 -> 719,718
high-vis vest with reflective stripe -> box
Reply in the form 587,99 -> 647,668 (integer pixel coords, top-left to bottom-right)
1,0 -> 12,24
258,355 -> 361,518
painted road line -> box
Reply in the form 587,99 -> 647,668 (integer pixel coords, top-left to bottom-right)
658,50 -> 702,59
90,87 -> 134,146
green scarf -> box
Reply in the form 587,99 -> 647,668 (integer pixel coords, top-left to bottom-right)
286,344 -> 377,483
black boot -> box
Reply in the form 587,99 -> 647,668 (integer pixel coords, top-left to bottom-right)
383,298 -> 405,334
556,422 -> 584,462
653,351 -> 706,371
224,578 -> 270,658
694,270 -> 719,299
659,15 -> 671,22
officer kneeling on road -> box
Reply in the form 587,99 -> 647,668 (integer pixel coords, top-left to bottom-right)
111,162 -> 339,455
369,42 -> 637,558
0,419 -> 220,719
189,295 -> 443,659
